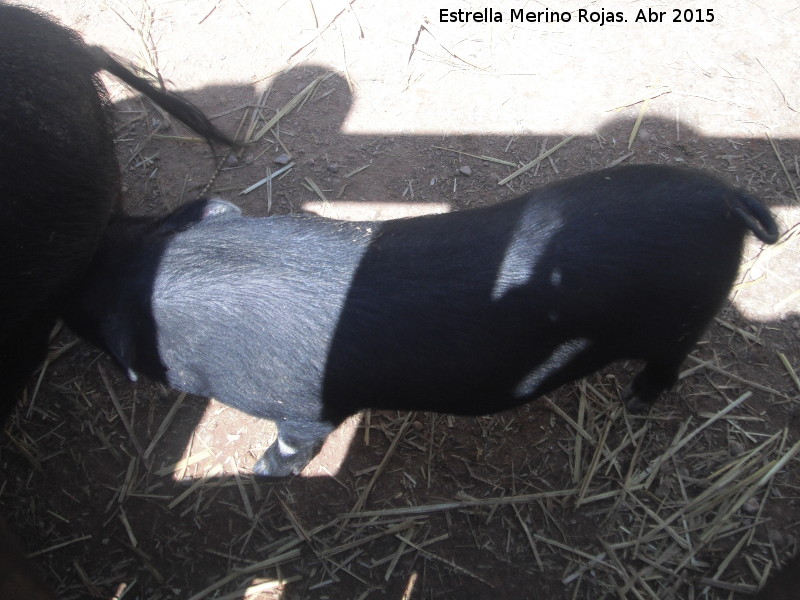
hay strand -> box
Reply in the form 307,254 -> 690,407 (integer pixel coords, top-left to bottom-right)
498,136 -> 576,185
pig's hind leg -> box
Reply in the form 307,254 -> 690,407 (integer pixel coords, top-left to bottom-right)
621,313 -> 717,413
253,421 -> 332,477
622,356 -> 685,413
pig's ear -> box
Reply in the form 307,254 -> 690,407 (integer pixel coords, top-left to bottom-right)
157,198 -> 242,234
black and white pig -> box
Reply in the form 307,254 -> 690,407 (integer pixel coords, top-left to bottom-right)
63,165 -> 779,476
0,4 -> 234,417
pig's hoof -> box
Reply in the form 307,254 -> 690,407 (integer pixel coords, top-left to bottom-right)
622,384 -> 653,414
252,454 -> 295,477
624,396 -> 652,414
251,440 -> 315,477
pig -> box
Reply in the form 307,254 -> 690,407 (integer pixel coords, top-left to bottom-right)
63,164 -> 779,476
0,4 -> 234,419
754,553 -> 800,600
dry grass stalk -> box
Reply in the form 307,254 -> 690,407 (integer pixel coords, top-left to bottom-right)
395,533 -> 494,587
73,560 -> 103,597
576,417 -> 614,505
628,98 -> 651,149
279,498 -> 342,584
117,456 -> 138,504
511,503 -> 544,570
349,413 -> 414,516
27,535 -> 93,559
384,528 -> 414,581
573,386 -> 587,483
700,530 -> 749,596
240,162 -> 294,195
607,151 -> 635,167
186,548 -> 302,600
370,533 -> 449,568
777,351 -> 800,392
155,447 -> 212,477
98,364 -> 146,459
118,507 -> 138,547
25,358 -> 48,418
767,132 -> 800,203
150,133 -> 209,144
252,73 -> 333,142
707,438 -> 800,529
631,391 -> 751,487
243,89 -> 272,144
607,91 -> 672,111
686,356 -> 789,398
305,177 -> 329,204
545,397 -> 596,445
2,429 -> 42,472
344,164 -> 371,178
143,392 -> 186,460
533,531 -> 618,569
698,578 -> 758,594
577,484 -> 647,506
498,135 -> 576,185
167,464 -> 224,509
410,22 -> 485,71
320,520 -> 418,559
598,430 -> 794,597
561,550 -> 608,585
230,460 -> 254,520
341,487 -> 580,519
714,318 -> 763,344
432,145 -> 517,167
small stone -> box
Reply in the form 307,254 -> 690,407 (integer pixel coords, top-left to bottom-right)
768,528 -> 785,546
225,154 -> 239,167
458,165 -> 472,176
274,153 -> 291,166
327,164 -> 339,173
742,497 -> 760,515
730,441 -> 745,457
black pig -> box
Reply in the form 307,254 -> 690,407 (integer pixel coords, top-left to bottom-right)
64,165 -> 779,476
753,553 -> 800,600
0,4 -> 234,417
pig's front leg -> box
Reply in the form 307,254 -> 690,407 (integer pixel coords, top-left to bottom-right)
253,422 -> 330,477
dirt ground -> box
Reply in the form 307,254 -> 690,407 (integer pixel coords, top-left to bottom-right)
1,1 -> 799,599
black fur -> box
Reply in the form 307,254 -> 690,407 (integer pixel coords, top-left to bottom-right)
0,4 -> 234,418
64,165 -> 779,476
